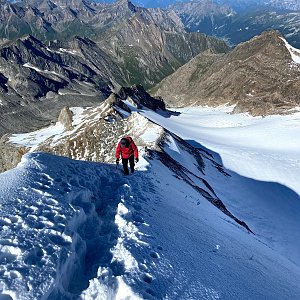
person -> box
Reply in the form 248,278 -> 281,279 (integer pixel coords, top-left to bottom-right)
116,136 -> 139,175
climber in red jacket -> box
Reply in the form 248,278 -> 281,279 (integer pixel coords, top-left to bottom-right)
116,136 -> 139,175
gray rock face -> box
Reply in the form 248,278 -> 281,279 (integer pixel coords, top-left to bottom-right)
118,85 -> 166,111
0,134 -> 28,173
153,30 -> 300,116
58,106 -> 74,131
0,34 -> 128,136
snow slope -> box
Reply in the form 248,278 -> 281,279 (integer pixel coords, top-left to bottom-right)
141,106 -> 300,194
1,103 -> 300,299
141,106 -> 300,266
1,148 -> 300,299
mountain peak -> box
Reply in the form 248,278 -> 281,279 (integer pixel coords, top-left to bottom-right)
115,0 -> 136,11
153,30 -> 300,116
233,30 -> 287,61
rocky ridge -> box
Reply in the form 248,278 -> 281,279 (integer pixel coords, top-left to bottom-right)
152,30 -> 300,116
0,34 -> 127,136
0,85 -> 165,172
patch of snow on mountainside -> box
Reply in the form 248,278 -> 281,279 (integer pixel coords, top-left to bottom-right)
281,37 -> 300,63
9,122 -> 65,151
23,63 -> 65,78
9,106 -> 97,151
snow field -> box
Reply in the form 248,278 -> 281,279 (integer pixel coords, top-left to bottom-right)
141,106 -> 300,268
0,151 -> 167,299
141,106 -> 300,194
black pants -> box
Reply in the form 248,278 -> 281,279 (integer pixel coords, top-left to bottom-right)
122,156 -> 135,175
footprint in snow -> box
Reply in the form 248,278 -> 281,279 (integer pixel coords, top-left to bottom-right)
36,182 -> 51,191
144,288 -> 156,298
48,234 -> 71,246
53,177 -> 62,183
132,213 -> 144,224
142,272 -> 153,284
0,245 -> 21,264
24,246 -> 44,266
45,198 -> 58,206
2,218 -> 11,226
139,263 -> 148,272
149,251 -> 160,259
0,293 -> 14,300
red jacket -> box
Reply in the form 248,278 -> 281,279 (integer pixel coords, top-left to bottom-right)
116,136 -> 139,159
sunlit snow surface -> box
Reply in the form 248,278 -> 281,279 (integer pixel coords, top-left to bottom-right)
141,105 -> 300,265
141,105 -> 300,195
1,105 -> 300,299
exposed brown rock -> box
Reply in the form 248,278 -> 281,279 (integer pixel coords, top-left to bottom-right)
0,134 -> 29,172
58,106 -> 74,131
0,88 -> 166,172
153,30 -> 300,116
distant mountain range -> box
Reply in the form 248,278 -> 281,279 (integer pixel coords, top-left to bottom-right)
0,0 -> 229,135
93,0 -> 300,48
0,0 -> 229,81
152,30 -> 300,116
169,0 -> 300,48
97,0 -> 300,10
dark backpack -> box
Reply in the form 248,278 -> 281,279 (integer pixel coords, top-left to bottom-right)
121,137 -> 131,148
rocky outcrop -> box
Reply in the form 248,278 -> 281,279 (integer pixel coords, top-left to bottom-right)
0,134 -> 29,172
153,31 -> 300,116
0,87 -> 167,172
58,106 -> 74,131
118,85 -> 166,111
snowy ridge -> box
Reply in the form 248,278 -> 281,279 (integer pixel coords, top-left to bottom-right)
1,101 -> 300,299
1,148 -> 300,299
0,153 -> 148,299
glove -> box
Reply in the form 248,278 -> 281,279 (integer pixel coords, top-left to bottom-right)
116,158 -> 120,164
135,157 -> 139,163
